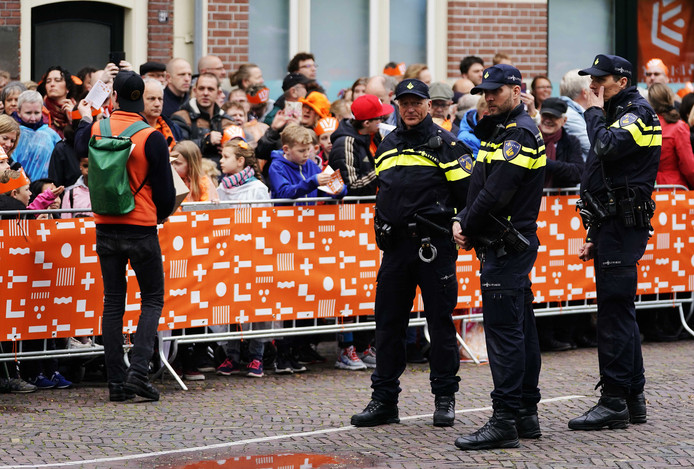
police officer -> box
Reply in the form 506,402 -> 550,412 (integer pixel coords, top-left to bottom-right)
452,64 -> 545,450
350,79 -> 473,428
568,55 -> 661,430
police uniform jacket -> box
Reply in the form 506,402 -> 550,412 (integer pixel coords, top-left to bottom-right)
374,114 -> 472,228
580,86 -> 661,203
455,104 -> 546,239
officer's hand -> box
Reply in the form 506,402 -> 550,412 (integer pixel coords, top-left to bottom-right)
586,86 -> 605,109
452,221 -> 471,249
578,242 -> 595,261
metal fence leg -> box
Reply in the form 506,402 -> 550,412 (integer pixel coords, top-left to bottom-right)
678,303 -> 694,338
456,331 -> 481,365
154,332 -> 188,391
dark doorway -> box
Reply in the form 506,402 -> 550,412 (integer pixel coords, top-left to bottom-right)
32,1 -> 124,81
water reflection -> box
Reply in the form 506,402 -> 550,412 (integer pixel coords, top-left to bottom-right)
168,453 -> 342,468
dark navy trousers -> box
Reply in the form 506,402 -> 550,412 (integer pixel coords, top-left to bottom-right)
370,234 -> 461,404
593,219 -> 649,396
479,235 -> 541,411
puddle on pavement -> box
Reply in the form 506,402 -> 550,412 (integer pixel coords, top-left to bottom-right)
162,453 -> 361,468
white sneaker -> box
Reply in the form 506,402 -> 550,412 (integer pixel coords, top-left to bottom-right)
360,346 -> 377,369
335,345 -> 367,371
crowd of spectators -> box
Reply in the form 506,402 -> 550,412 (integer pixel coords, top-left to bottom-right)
1,49 -> 693,395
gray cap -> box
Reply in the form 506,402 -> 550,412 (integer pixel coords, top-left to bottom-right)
428,82 -> 454,101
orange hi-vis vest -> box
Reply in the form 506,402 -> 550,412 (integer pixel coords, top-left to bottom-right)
90,111 -> 159,226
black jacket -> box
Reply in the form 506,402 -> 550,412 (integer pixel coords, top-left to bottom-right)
0,195 -> 33,219
329,119 -> 381,196
455,104 -> 546,239
375,114 -> 473,228
171,99 -> 232,167
581,86 -> 661,203
545,130 -> 584,188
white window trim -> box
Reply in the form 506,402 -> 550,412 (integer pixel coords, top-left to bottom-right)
20,0 -> 148,81
286,0 -> 448,80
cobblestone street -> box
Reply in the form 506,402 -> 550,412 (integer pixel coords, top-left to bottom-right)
0,339 -> 693,468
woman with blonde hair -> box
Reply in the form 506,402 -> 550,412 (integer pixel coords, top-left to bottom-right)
170,140 -> 219,202
0,114 -> 20,158
403,63 -> 432,84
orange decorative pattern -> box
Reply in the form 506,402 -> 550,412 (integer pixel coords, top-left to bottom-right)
2,192 -> 693,341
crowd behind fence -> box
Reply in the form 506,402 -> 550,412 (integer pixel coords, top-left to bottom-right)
1,188 -> 693,389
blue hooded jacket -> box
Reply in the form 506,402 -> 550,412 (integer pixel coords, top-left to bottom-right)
456,108 -> 482,158
268,149 -> 323,203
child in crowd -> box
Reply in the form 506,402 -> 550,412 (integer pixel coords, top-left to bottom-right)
171,140 -> 220,204
29,178 -> 64,218
314,116 -> 338,170
267,125 -> 346,373
0,149 -> 10,172
268,124 -> 341,202
215,138 -> 272,378
61,156 -> 92,218
170,141 -> 219,380
11,90 -> 61,181
0,169 -> 72,389
0,114 -> 20,164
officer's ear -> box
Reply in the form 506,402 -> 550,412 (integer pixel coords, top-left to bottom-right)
511,84 -> 521,100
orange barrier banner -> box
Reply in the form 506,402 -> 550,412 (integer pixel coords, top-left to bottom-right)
2,191 -> 693,341
637,0 -> 694,83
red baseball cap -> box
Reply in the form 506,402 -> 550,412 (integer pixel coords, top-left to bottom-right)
351,94 -> 394,121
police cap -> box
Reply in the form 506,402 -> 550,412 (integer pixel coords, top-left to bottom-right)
470,64 -> 523,95
578,54 -> 632,79
395,79 -> 430,100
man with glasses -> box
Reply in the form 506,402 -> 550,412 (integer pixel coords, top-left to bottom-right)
428,82 -> 459,134
351,79 -> 473,429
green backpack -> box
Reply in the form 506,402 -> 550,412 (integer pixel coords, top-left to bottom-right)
88,118 -> 150,215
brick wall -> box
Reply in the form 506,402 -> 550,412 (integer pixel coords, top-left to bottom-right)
207,0 -> 250,76
0,1 -> 21,77
447,1 -> 548,80
147,1 -> 174,63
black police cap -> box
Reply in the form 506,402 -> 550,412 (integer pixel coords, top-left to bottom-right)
578,54 -> 632,78
470,64 -> 523,94
395,79 -> 430,100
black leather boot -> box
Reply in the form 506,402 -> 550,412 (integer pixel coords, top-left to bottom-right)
433,395 -> 455,427
351,399 -> 399,427
516,407 -> 541,438
568,396 -> 628,430
454,408 -> 520,450
108,382 -> 135,402
627,392 -> 647,424
124,371 -> 160,401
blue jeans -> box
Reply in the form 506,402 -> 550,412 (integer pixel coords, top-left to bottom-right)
96,227 -> 164,383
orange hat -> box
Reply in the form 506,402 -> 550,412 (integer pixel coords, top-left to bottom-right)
247,86 -> 270,105
0,168 -> 30,193
677,82 -> 694,99
221,125 -> 246,144
646,58 -> 668,76
314,116 -> 338,136
0,146 -> 7,160
298,92 -> 331,118
384,62 -> 406,77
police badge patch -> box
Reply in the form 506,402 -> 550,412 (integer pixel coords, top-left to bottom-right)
458,154 -> 473,174
619,113 -> 638,127
503,140 -> 521,161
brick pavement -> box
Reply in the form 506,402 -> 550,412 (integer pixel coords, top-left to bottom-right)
0,339 -> 693,468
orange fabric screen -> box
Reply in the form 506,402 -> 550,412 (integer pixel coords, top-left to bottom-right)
1,191 -> 692,341
637,0 -> 694,83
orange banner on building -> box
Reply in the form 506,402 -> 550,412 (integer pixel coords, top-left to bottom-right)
2,192 -> 693,341
638,0 -> 694,83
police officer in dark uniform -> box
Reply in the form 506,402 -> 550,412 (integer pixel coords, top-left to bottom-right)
568,55 -> 661,431
350,79 -> 474,428
452,64 -> 545,450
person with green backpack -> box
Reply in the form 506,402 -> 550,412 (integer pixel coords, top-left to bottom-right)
75,70 -> 175,402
